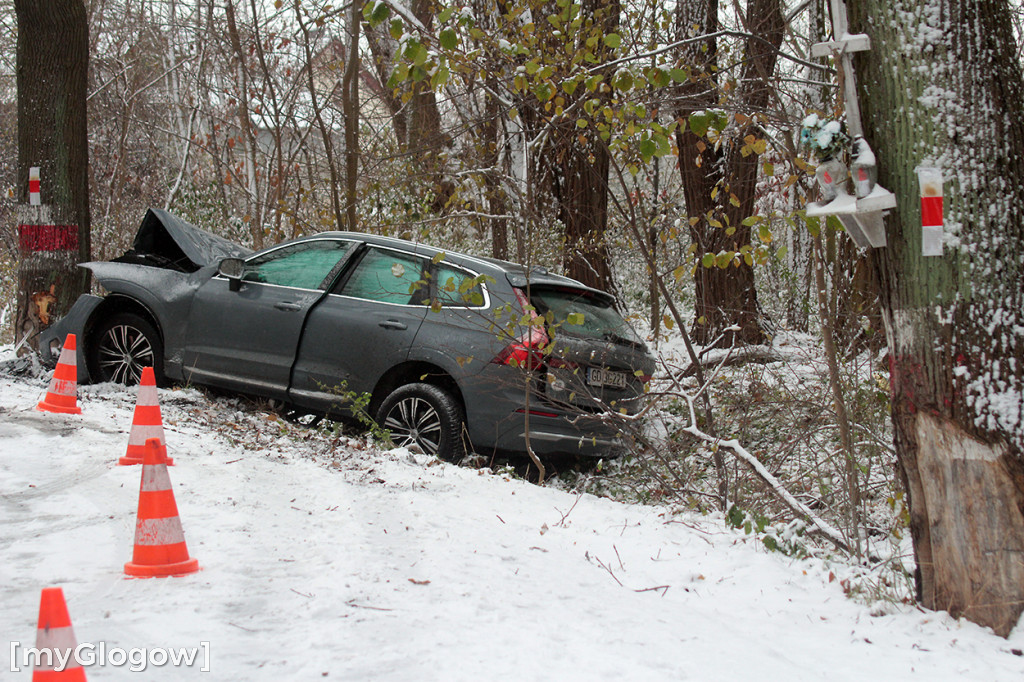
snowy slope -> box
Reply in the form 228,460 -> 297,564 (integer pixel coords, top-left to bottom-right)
1,356 -> 1022,681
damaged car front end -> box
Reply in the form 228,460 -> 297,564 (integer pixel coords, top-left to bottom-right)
39,209 -> 251,382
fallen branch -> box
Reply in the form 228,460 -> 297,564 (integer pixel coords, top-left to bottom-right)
634,585 -> 670,596
684,422 -> 851,553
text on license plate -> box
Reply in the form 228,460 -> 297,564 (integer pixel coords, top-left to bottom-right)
587,367 -> 628,389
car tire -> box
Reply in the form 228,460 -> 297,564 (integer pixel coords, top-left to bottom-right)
89,312 -> 164,385
376,383 -> 467,461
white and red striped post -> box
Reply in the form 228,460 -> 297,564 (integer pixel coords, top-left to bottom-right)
917,167 -> 944,257
29,166 -> 41,206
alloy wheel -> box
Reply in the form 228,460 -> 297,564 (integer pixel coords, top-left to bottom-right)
383,396 -> 443,455
96,323 -> 155,384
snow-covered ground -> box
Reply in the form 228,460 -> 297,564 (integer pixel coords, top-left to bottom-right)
1,352 -> 1022,681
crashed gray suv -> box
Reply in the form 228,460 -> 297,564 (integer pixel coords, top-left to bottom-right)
42,209 -> 655,461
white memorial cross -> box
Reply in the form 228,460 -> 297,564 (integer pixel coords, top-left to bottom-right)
806,0 -> 896,249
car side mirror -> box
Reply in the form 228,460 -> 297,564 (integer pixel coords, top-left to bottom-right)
219,258 -> 245,292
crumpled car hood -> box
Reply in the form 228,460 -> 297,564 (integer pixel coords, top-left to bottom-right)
114,208 -> 252,272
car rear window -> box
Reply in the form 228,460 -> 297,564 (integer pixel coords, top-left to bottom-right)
528,287 -> 644,346
435,264 -> 486,307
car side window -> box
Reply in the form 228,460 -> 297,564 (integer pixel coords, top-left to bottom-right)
242,240 -> 355,290
338,247 -> 428,305
435,264 -> 485,307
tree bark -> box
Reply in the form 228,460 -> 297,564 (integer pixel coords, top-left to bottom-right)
673,0 -> 783,346
342,0 -> 361,230
557,0 -> 618,293
14,0 -> 91,351
851,0 -> 1024,636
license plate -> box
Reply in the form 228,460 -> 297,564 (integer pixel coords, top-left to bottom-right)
587,367 -> 628,389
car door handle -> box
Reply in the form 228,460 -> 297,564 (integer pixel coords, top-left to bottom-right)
378,319 -> 407,330
274,301 -> 302,312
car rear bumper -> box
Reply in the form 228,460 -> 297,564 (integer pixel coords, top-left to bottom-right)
461,365 -> 636,459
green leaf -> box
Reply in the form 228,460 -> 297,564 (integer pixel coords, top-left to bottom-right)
653,131 -> 670,157
603,33 -> 621,48
689,112 -> 710,137
404,40 -> 427,66
646,67 -> 669,88
701,253 -> 715,268
639,138 -> 656,161
388,62 -> 409,88
566,312 -> 585,326
430,64 -> 449,88
439,28 -> 458,51
712,110 -> 729,132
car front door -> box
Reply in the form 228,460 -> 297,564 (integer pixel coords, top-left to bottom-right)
289,245 -> 430,413
182,238 -> 356,398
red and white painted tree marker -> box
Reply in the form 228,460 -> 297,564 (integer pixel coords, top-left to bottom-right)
29,166 -> 41,206
917,167 -> 944,257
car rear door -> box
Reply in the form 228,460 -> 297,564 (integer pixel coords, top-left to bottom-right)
181,238 -> 356,398
288,245 -> 430,412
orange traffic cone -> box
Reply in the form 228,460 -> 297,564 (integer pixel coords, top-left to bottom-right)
37,334 -> 82,415
124,438 -> 199,578
32,587 -> 87,681
119,367 -> 173,466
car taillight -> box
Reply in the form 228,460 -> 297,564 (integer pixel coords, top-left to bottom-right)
491,287 -> 550,369
492,340 -> 546,369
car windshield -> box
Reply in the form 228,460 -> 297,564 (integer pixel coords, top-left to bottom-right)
528,287 -> 644,346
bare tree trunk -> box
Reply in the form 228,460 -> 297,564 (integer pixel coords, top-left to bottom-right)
673,0 -> 783,346
482,88 -> 509,260
813,228 -> 862,555
14,0 -> 91,350
556,0 -> 618,293
342,0 -> 361,230
852,0 -> 1024,636
561,137 -> 614,292
247,0 -> 287,241
225,0 -> 264,247
294,0 -> 345,231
